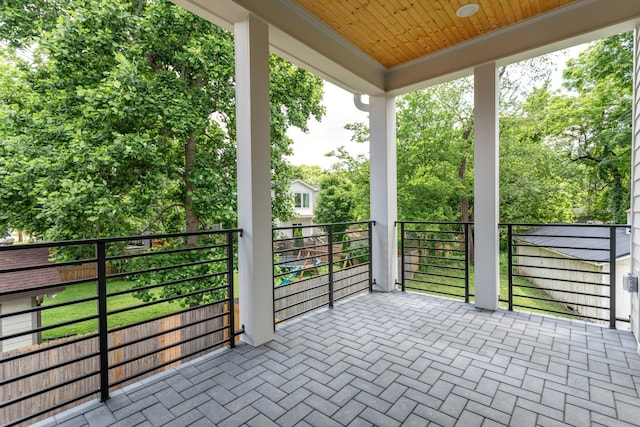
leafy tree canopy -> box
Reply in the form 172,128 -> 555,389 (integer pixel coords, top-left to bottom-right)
0,0 -> 325,244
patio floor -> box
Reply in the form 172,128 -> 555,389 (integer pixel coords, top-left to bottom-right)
35,291 -> 640,427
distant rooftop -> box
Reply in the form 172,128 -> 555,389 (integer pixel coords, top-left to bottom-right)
0,247 -> 64,300
516,225 -> 630,264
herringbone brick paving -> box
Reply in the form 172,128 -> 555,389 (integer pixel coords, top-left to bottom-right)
36,291 -> 640,426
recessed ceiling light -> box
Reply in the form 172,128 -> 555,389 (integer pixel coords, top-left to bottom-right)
456,3 -> 480,18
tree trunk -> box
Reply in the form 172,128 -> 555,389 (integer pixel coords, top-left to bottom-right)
185,133 -> 199,247
459,128 -> 474,260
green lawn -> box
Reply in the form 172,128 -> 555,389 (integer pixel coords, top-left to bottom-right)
403,252 -> 576,318
40,280 -> 181,340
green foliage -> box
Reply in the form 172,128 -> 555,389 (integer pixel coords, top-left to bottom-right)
548,31 -> 633,222
290,164 -> 327,185
130,237 -> 229,308
395,79 -> 474,222
314,173 -> 357,237
0,0 -> 325,245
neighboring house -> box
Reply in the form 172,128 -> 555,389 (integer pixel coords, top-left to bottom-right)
516,225 -> 631,327
0,247 -> 64,352
276,179 -> 320,237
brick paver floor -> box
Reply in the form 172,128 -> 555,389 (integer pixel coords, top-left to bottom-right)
35,291 -> 640,426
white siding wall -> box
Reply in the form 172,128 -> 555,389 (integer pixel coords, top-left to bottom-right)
0,298 -> 37,352
632,25 -> 640,347
517,246 -> 630,326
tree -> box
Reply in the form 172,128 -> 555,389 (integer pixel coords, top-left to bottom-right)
548,32 -> 633,223
0,0 -> 325,244
314,173 -> 357,238
290,164 -> 327,185
499,84 -> 582,223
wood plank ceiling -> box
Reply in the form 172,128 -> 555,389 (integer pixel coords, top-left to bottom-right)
293,0 -> 578,68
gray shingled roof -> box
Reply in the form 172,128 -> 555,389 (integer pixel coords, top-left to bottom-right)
515,225 -> 631,264
0,246 -> 64,299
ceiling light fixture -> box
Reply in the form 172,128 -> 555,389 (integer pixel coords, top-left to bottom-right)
456,3 -> 479,18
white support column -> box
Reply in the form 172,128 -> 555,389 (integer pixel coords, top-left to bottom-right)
234,14 -> 273,346
370,94 -> 398,292
474,63 -> 500,310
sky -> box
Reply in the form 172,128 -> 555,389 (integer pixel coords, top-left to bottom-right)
286,44 -> 589,170
286,82 -> 369,169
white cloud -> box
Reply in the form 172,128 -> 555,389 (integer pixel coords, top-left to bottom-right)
286,81 -> 369,169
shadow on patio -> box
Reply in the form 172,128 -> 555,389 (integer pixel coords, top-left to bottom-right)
35,291 -> 640,427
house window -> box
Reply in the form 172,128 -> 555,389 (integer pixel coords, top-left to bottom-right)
294,193 -> 310,208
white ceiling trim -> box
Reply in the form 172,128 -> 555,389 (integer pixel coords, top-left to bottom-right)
386,0 -> 640,95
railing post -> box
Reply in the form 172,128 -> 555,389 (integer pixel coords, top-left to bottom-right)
96,241 -> 110,402
464,223 -> 470,303
227,231 -> 236,346
507,225 -> 514,311
400,222 -> 406,292
609,226 -> 617,329
368,221 -> 374,292
328,225 -> 334,308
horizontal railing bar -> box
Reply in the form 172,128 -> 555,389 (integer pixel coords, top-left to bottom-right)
414,270 -> 466,281
512,263 -> 609,275
107,242 -> 228,262
109,323 -> 229,371
0,229 -> 242,250
0,314 -> 99,342
512,293 -> 608,311
0,276 -> 98,300
404,261 -> 465,271
113,257 -> 226,280
274,283 -> 329,302
398,221 -> 474,226
108,310 -> 230,352
514,253 -> 609,264
273,220 -> 372,232
109,336 -> 230,389
0,350 -> 99,387
107,300 -> 229,334
511,302 -> 607,322
0,369 -> 100,409
0,332 -> 98,363
404,286 -> 465,298
0,294 -> 97,320
512,283 -> 608,298
407,278 -> 466,289
107,282 -> 229,317
512,273 -> 607,287
275,291 -> 330,311
107,271 -> 228,299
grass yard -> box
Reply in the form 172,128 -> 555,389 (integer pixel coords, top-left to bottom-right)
404,252 -> 576,318
41,280 -> 214,340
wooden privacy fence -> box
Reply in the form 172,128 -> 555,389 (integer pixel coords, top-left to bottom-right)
274,264 -> 370,324
57,262 -> 116,281
1,302 -> 228,427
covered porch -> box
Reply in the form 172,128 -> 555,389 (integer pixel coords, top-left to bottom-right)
170,0 -> 640,349
5,0 -> 640,425
35,291 -> 640,427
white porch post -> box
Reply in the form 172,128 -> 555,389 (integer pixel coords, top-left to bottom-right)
234,14 -> 273,346
370,94 -> 398,292
474,63 -> 500,310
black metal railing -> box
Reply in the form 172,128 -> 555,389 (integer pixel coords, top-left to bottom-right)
502,223 -> 630,328
398,221 -> 630,329
0,229 -> 241,427
272,221 -> 373,326
397,221 -> 472,301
